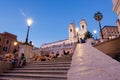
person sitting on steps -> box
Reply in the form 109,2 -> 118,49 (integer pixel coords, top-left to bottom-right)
17,53 -> 26,68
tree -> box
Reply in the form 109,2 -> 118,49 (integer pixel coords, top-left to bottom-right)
94,11 -> 103,39
84,31 -> 93,40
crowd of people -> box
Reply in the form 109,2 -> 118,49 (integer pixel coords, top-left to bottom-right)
2,53 -> 26,68
1,50 -> 71,67
34,52 -> 58,62
34,50 -> 71,62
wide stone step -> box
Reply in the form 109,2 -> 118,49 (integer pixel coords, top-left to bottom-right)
29,63 -> 71,66
31,61 -> 71,65
55,58 -> 72,60
0,57 -> 72,80
25,64 -> 71,67
0,73 -> 67,79
13,67 -> 70,70
0,77 -> 67,80
6,70 -> 67,74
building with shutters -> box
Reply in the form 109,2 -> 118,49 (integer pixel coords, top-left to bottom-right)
0,32 -> 18,55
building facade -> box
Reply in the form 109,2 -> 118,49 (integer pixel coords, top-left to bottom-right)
0,32 -> 18,55
112,0 -> 120,32
40,19 -> 88,55
113,0 -> 120,20
41,39 -> 76,56
116,19 -> 120,32
101,26 -> 120,39
69,19 -> 87,43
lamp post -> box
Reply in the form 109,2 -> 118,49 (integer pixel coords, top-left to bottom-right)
25,18 -> 32,44
94,11 -> 103,39
76,27 -> 79,43
93,30 -> 97,39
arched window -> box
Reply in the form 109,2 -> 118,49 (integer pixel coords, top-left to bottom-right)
82,25 -> 84,29
3,47 -> 8,52
70,29 -> 72,32
6,40 -> 9,44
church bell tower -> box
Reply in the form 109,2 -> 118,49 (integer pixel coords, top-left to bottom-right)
68,23 -> 76,43
80,19 -> 87,32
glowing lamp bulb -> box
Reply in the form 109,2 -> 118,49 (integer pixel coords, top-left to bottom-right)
14,42 -> 17,46
27,18 -> 32,26
93,30 -> 97,34
76,27 -> 79,32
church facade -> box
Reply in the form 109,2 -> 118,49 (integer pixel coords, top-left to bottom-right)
40,19 -> 88,55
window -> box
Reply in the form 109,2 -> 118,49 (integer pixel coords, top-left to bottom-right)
70,29 -> 72,32
6,40 -> 9,44
3,47 -> 5,51
0,38 -> 1,42
3,47 -> 8,52
82,25 -> 84,29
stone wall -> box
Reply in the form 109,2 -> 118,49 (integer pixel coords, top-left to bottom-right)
94,37 -> 120,58
0,61 -> 13,73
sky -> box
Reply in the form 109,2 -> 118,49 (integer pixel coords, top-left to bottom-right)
0,0 -> 118,47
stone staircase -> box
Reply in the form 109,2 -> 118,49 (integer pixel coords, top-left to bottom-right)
0,55 -> 72,80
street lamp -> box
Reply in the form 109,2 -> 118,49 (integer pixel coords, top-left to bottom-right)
25,18 -> 32,44
13,41 -> 18,54
93,30 -> 97,39
14,41 -> 18,46
94,11 -> 103,39
76,27 -> 79,43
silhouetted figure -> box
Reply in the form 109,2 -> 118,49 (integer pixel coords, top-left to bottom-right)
80,38 -> 86,43
63,50 -> 69,55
